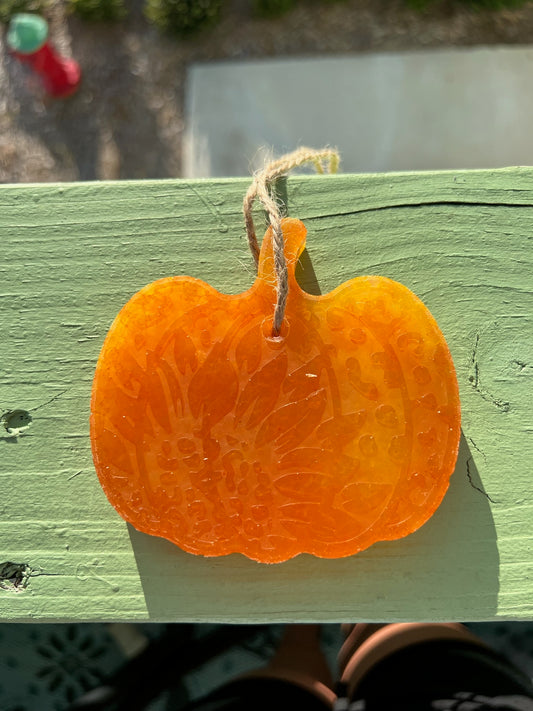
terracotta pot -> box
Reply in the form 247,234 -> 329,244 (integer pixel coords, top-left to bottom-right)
339,622 -> 487,697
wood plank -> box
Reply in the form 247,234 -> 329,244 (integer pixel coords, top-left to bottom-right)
0,168 -> 531,622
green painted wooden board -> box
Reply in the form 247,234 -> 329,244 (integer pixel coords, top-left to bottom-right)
0,168 -> 531,622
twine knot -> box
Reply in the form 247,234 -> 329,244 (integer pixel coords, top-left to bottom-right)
243,146 -> 340,337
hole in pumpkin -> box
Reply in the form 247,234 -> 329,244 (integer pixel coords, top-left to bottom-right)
261,316 -> 289,345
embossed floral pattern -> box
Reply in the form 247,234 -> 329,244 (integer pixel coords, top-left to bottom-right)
91,218 -> 461,562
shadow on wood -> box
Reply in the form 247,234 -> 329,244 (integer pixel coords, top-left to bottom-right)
128,434 -> 499,622
296,248 -> 322,296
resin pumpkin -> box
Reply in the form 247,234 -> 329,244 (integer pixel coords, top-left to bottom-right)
90,218 -> 461,563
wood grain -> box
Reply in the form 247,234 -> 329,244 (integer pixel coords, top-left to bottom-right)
0,168 -> 531,622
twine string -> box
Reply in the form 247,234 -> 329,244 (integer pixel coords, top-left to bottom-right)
243,147 -> 340,336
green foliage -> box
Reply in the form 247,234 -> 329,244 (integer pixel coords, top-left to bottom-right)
463,0 -> 526,5
408,0 -> 527,8
67,0 -> 126,21
144,0 -> 222,36
253,0 -> 296,18
0,0 -> 45,24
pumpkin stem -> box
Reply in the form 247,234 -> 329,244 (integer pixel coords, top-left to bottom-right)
243,147 -> 340,336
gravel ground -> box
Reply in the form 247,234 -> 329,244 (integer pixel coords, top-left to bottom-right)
1,0 -> 533,182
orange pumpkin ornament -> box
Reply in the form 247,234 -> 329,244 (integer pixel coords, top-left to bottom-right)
90,216 -> 461,563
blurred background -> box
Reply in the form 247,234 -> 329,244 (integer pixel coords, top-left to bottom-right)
1,0 -> 533,709
3,0 -> 533,181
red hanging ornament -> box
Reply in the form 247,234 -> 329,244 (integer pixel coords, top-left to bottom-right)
7,14 -> 81,98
